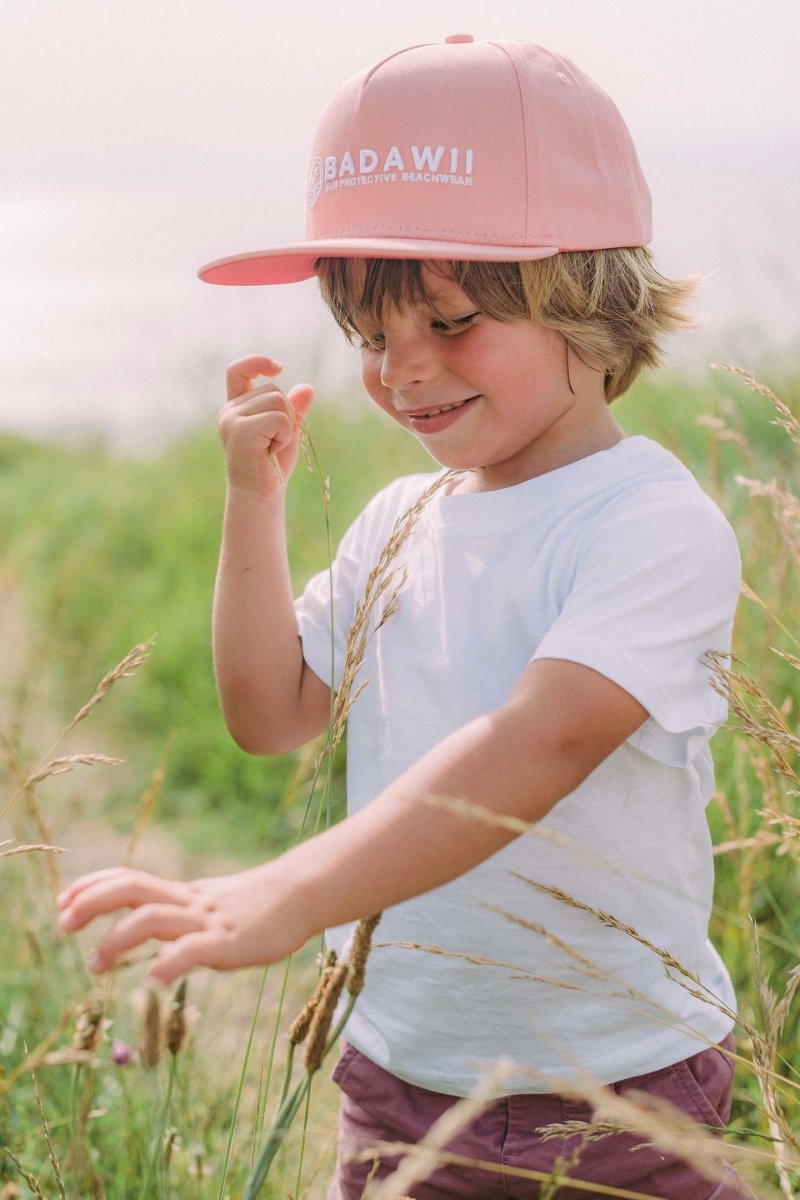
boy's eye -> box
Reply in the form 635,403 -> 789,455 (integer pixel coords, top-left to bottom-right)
430,312 -> 480,335
354,311 -> 480,349
356,331 -> 385,351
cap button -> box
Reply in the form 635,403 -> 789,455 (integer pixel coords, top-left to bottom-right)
445,33 -> 474,44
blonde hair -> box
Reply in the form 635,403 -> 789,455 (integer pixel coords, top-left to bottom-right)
315,250 -> 699,401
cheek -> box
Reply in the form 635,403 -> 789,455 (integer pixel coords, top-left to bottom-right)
360,354 -> 387,405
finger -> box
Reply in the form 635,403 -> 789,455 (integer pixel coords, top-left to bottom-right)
287,383 -> 315,424
57,866 -> 133,908
59,872 -> 192,931
88,904 -> 205,972
226,355 -> 283,402
227,379 -> 285,405
226,389 -> 292,421
229,411 -> 297,456
148,930 -> 233,987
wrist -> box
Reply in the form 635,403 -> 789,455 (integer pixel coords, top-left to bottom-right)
240,856 -> 319,958
273,841 -> 332,946
224,481 -> 287,518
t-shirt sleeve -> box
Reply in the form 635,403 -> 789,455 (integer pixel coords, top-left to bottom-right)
531,487 -> 741,767
294,473 -> 437,691
294,511 -> 366,692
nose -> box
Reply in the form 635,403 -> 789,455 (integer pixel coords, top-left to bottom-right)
379,328 -> 438,391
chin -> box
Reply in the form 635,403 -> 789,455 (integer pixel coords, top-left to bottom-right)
415,445 -> 486,472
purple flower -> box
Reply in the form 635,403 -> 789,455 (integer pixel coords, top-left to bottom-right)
112,1039 -> 136,1066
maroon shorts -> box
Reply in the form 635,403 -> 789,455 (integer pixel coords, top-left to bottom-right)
328,1036 -> 755,1199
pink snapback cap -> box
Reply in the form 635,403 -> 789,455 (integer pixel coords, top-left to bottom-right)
198,34 -> 652,286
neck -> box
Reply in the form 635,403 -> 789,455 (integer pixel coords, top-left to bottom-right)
454,407 -> 626,495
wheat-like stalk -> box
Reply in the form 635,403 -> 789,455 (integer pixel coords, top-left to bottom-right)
510,874 -> 739,1018
125,760 -> 167,866
381,934 -> 770,1091
24,753 -> 123,787
736,475 -> 800,571
357,1056 -> 779,1200
245,914 -> 385,1198
331,471 -> 459,745
71,995 -> 106,1055
0,1005 -> 79,1095
515,1061 -> 777,1181
140,988 -> 162,1069
65,638 -> 156,732
0,840 -> 66,858
0,638 -> 155,827
711,363 -> 800,448
288,950 -> 339,1046
165,979 -> 188,1057
354,1141 -> 667,1200
377,938 -> 587,993
346,913 -> 381,998
3,1148 -> 48,1199
413,792 -> 667,891
28,1055 -> 67,1200
706,651 -> 799,783
303,961 -> 348,1074
751,926 -> 800,1199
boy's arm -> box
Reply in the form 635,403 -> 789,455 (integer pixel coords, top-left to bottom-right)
58,658 -> 647,982
212,355 -> 331,753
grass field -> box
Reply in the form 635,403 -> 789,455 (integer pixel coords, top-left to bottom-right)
0,355 -> 798,1197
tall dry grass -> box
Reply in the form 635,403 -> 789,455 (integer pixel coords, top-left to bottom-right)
0,365 -> 798,1198
347,367 -> 800,1200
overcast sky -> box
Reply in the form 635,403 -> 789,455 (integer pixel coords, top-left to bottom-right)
2,0 -> 799,445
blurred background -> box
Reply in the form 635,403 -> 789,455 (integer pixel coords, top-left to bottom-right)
2,14 -> 798,1190
2,0 -> 799,449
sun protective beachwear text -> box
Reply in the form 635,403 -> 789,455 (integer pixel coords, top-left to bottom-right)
308,145 -> 474,207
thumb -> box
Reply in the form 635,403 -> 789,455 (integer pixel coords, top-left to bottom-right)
288,383 -> 315,425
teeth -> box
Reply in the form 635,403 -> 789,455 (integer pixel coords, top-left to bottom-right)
418,399 -> 465,417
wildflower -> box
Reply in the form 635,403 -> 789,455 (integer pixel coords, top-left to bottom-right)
112,1039 -> 136,1066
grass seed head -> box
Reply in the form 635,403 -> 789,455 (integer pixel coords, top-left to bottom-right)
71,994 -> 106,1054
140,988 -> 162,1069
303,961 -> 348,1075
288,950 -> 338,1046
347,914 -> 382,998
166,979 -> 188,1057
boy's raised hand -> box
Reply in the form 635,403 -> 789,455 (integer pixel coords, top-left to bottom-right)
57,861 -> 308,986
219,355 -> 315,500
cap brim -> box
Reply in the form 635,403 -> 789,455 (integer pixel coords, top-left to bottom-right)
197,237 -> 560,286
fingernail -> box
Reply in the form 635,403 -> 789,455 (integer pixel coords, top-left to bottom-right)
87,952 -> 104,973
59,909 -> 77,930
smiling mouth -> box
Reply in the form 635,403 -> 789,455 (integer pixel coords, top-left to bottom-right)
401,395 -> 480,419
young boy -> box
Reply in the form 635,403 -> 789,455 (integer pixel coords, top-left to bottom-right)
59,35 -> 751,1198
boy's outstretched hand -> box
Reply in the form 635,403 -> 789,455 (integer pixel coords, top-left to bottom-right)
57,862 -> 308,986
219,355 -> 315,500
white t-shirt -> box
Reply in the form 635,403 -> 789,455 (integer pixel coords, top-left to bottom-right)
295,436 -> 741,1096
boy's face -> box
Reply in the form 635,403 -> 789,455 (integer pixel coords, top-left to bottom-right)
358,268 -> 621,491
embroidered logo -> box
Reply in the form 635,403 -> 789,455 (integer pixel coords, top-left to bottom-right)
307,144 -> 474,206
308,156 -> 324,208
